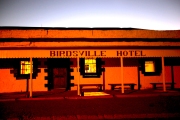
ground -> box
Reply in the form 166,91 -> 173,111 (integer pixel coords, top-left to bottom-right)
1,95 -> 180,119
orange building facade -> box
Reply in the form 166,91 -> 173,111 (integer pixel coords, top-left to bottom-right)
0,27 -> 180,95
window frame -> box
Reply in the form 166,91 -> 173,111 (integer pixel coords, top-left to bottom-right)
80,58 -> 103,78
140,58 -> 162,76
84,58 -> 97,73
145,61 -> 155,72
13,58 -> 39,80
20,61 -> 33,75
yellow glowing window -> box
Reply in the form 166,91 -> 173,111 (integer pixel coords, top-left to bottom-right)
145,61 -> 155,72
20,61 -> 33,74
85,59 -> 96,73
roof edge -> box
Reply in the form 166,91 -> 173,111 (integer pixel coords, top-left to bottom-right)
0,26 -> 174,31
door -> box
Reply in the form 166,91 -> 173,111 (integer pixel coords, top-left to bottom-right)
53,68 -> 67,89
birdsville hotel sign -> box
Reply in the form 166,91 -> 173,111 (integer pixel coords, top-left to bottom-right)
50,50 -> 146,57
1,49 -> 180,58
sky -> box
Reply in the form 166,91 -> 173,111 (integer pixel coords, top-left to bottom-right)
0,0 -> 180,30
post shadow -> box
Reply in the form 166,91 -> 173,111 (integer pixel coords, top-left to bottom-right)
26,78 -> 29,97
171,65 -> 174,89
137,65 -> 141,90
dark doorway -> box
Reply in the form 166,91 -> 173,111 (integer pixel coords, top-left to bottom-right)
46,58 -> 72,91
53,68 -> 67,88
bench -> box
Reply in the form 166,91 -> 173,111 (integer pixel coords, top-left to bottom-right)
150,82 -> 175,89
108,83 -> 136,90
75,84 -> 103,96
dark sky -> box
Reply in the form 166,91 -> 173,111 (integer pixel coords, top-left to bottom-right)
0,0 -> 179,30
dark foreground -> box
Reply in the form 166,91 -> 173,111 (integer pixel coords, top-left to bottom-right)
0,96 -> 180,119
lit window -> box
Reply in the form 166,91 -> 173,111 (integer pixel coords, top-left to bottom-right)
20,61 -> 33,74
85,58 -> 96,73
145,61 -> 155,72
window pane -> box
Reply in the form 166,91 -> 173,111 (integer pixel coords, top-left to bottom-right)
84,59 -> 96,73
89,64 -> 96,73
145,61 -> 155,72
85,65 -> 89,70
20,61 -> 33,74
85,59 -> 89,64
92,59 -> 96,63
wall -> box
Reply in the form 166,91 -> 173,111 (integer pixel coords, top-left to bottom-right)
32,58 -> 48,91
71,57 -> 180,90
1,58 -> 180,93
0,69 -> 26,93
0,58 -> 48,93
174,66 -> 180,88
71,58 -> 139,90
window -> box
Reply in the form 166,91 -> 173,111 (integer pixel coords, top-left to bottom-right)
13,59 -> 39,80
79,58 -> 104,78
141,58 -> 162,76
20,61 -> 33,74
85,58 -> 96,73
145,61 -> 155,72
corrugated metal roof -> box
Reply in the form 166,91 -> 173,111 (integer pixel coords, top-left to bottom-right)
0,27 -> 180,39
